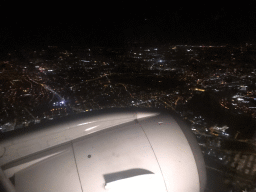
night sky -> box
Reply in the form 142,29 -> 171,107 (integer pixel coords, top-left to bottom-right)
1,1 -> 256,51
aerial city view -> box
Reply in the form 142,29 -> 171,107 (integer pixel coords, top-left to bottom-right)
1,2 -> 256,192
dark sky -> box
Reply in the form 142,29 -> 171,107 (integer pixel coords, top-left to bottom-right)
1,1 -> 256,51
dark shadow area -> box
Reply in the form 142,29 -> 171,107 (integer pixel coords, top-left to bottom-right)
187,91 -> 256,139
9,175 -> 15,186
103,169 -> 154,184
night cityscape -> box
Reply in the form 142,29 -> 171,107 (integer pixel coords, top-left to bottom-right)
1,2 -> 256,192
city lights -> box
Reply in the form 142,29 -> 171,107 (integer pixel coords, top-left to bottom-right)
1,42 -> 256,191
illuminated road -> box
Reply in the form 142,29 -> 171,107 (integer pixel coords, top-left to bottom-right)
84,74 -> 108,82
116,83 -> 134,98
160,98 -> 176,111
41,84 -> 64,101
26,75 -> 74,113
175,96 -> 182,106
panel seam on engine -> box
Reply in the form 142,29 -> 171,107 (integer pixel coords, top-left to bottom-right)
71,141 -> 84,192
138,119 -> 169,192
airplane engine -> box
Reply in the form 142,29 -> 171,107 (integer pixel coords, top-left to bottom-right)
0,108 -> 206,192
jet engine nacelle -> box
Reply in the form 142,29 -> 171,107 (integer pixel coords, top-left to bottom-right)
0,108 -> 206,192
